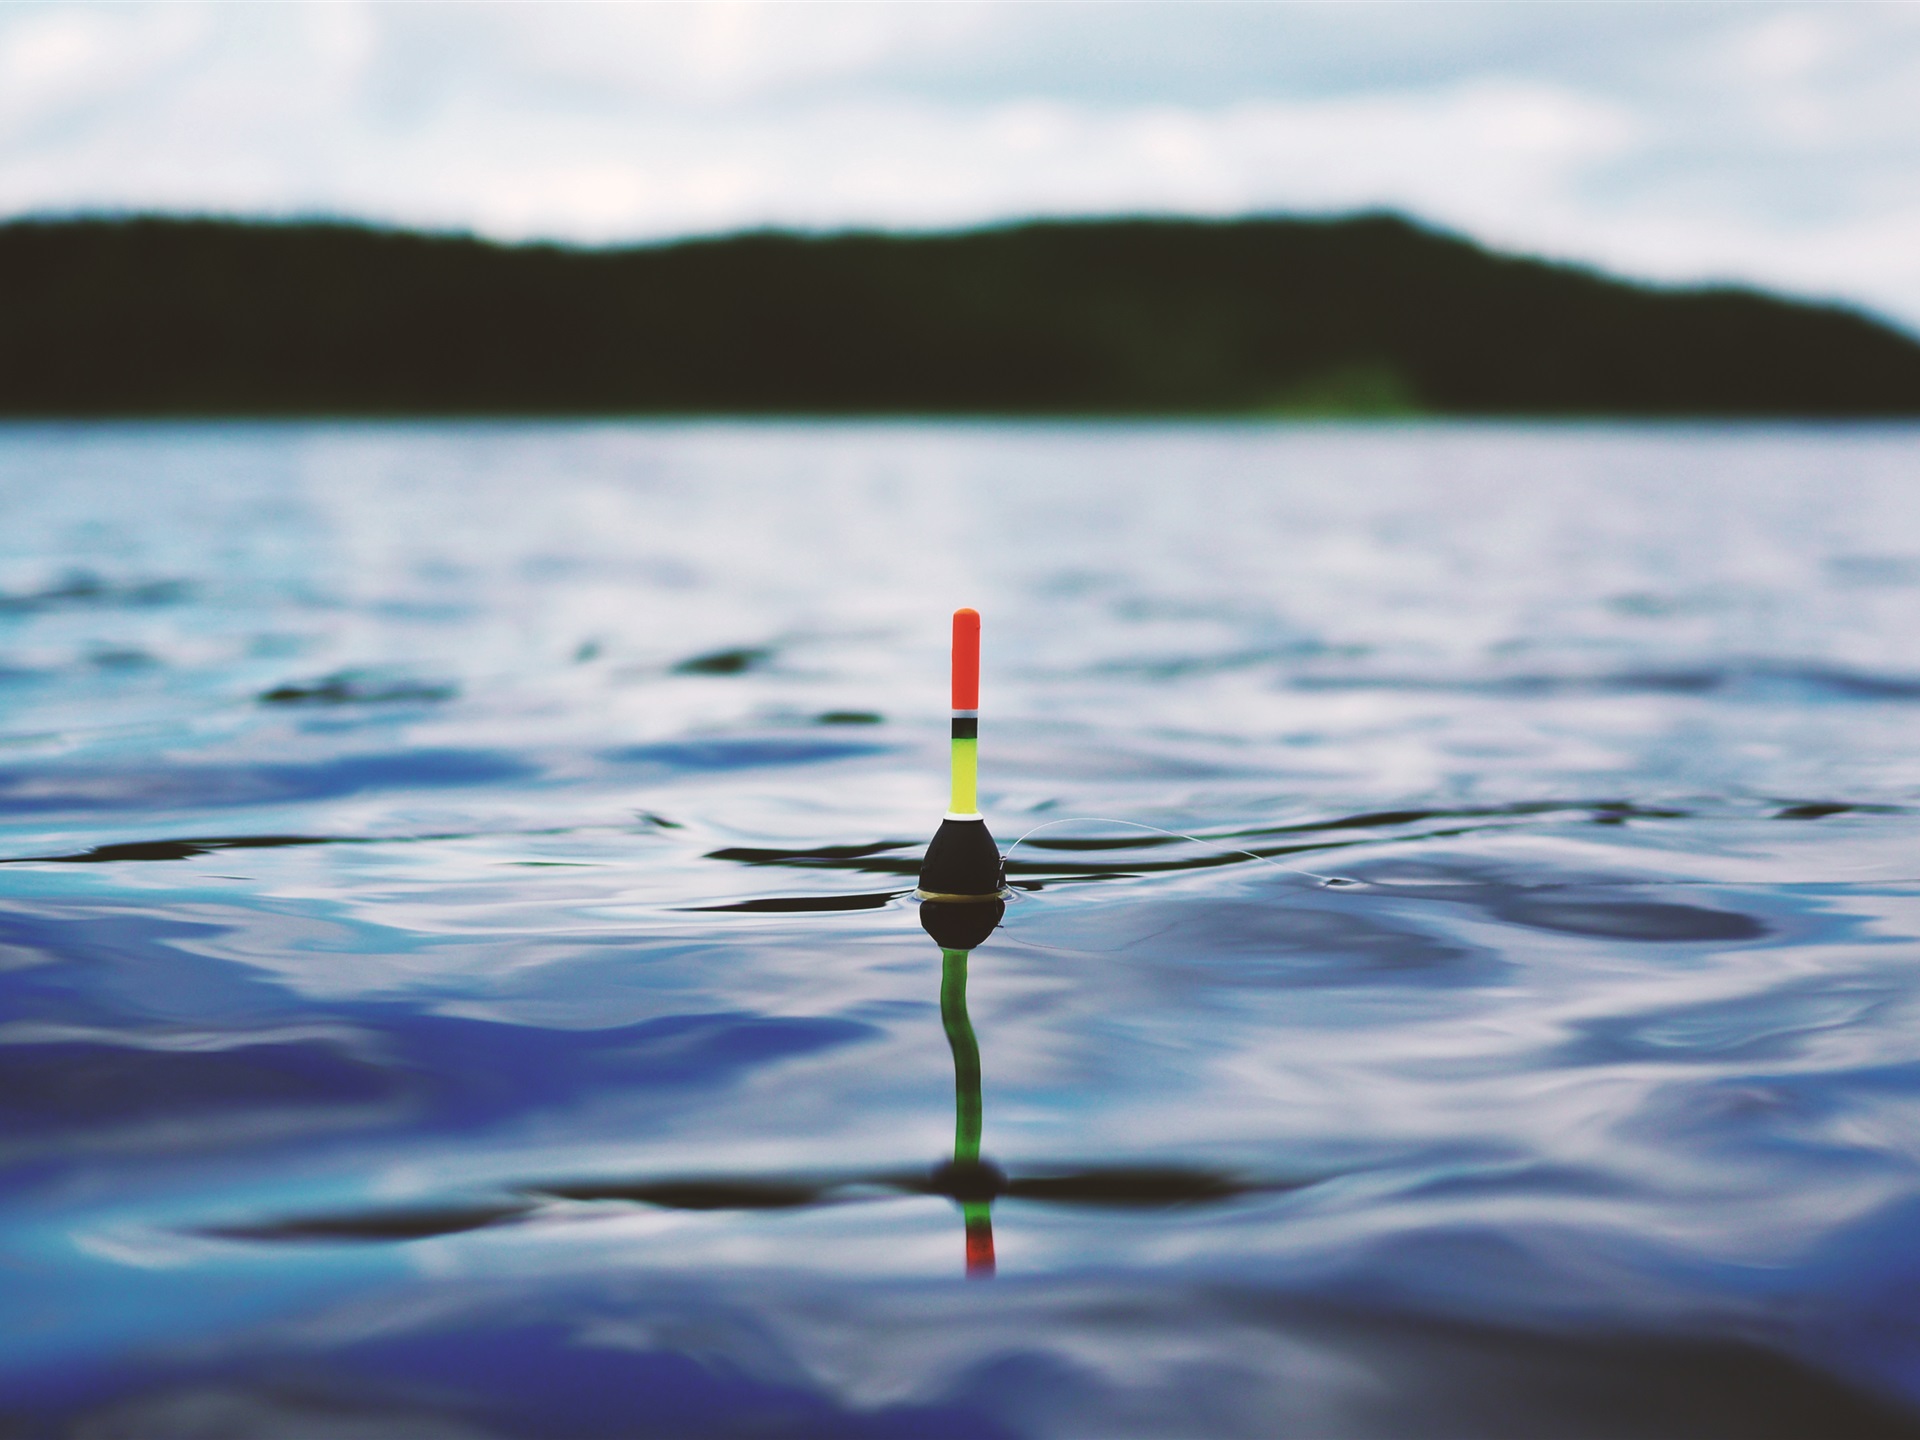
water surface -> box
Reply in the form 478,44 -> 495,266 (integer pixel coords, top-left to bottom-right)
6,421 -> 1920,1436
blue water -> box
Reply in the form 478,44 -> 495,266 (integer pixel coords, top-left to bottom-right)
7,421 -> 1920,1436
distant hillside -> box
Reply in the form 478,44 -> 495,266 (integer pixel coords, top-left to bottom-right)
4,213 -> 1919,417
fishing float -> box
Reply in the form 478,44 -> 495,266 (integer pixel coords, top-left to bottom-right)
916,607 -> 1006,931
917,607 -> 1006,1277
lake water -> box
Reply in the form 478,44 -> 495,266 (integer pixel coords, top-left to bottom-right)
6,421 -> 1920,1437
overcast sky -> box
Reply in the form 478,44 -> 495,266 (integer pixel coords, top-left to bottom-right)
4,2 -> 1919,329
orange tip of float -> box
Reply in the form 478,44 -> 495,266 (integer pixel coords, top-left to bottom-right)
952,608 -> 980,712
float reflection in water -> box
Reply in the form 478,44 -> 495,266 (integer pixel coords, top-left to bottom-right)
930,916 -> 1003,1277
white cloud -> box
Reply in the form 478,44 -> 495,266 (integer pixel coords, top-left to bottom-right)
1,2 -> 1918,331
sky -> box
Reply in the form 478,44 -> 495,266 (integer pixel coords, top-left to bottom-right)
3,2 -> 1919,330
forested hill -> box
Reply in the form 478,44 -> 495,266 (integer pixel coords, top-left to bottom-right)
4,213 -> 1919,417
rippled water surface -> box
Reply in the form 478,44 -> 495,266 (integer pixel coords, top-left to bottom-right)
8,421 -> 1920,1437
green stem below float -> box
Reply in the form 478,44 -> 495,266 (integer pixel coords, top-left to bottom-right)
940,947 -> 983,1164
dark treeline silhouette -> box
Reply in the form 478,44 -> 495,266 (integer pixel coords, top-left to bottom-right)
5,213 -> 1920,416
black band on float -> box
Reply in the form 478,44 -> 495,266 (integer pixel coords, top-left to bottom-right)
950,716 -> 978,740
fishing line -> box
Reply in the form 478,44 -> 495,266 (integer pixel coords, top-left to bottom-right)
1003,817 -> 1356,886
1001,820 -> 1920,901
